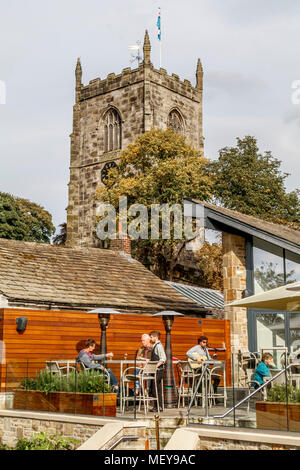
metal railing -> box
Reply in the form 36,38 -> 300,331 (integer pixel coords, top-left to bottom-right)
213,362 -> 300,419
107,435 -> 139,450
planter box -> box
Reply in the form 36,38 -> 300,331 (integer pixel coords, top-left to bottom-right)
256,401 -> 300,432
13,390 -> 117,417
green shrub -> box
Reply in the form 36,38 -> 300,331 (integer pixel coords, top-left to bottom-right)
20,370 -> 112,394
15,432 -> 79,450
266,384 -> 300,403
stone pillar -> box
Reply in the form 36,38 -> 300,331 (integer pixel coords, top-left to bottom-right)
222,232 -> 248,354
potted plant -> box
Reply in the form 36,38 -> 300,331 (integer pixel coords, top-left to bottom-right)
13,370 -> 117,417
256,384 -> 300,431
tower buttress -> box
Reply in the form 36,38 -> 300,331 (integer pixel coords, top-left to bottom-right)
196,58 -> 203,91
75,58 -> 82,103
143,30 -> 151,65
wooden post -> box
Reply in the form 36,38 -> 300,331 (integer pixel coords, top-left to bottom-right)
155,414 -> 160,450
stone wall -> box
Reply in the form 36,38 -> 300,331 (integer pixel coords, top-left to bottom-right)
222,232 -> 248,354
67,32 -> 203,248
0,410 -> 145,449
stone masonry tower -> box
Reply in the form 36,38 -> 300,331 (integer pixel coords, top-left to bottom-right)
67,31 -> 204,247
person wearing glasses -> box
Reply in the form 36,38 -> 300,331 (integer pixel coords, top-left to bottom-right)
186,336 -> 220,394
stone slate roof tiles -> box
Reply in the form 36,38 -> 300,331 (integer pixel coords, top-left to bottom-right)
0,238 -> 208,315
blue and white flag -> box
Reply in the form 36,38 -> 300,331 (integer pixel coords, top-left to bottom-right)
157,8 -> 161,41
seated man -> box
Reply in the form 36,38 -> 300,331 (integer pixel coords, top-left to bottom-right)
186,336 -> 220,394
76,339 -> 119,391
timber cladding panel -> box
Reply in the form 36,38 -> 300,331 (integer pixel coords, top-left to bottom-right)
0,308 -> 231,391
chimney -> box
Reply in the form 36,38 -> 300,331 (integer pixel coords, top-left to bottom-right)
110,222 -> 131,255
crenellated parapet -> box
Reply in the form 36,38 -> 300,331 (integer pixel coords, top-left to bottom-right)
77,61 -> 201,104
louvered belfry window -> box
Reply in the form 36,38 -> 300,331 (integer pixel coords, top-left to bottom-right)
168,109 -> 183,134
104,108 -> 122,152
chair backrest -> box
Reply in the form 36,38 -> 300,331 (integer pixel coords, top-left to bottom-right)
46,361 -> 60,374
179,361 -> 193,374
75,361 -> 110,384
142,361 -> 158,375
269,368 -> 286,386
75,360 -> 87,373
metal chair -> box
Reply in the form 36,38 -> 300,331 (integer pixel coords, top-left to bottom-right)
207,363 -> 227,407
46,361 -> 75,377
177,361 -> 201,408
75,360 -> 110,385
139,361 -> 164,414
246,372 -> 268,412
238,351 -> 261,387
120,366 -> 143,413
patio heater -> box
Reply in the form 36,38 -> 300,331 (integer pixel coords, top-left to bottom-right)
152,310 -> 184,409
87,308 -> 121,360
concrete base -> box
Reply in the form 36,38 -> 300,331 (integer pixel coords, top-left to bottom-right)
0,393 -> 14,410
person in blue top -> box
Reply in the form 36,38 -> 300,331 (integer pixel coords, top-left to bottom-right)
253,353 -> 277,389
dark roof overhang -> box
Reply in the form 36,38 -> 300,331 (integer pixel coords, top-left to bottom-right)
184,198 -> 300,255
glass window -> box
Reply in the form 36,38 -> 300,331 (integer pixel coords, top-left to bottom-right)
168,110 -> 183,134
104,108 -> 122,152
256,312 -> 286,366
289,313 -> 300,353
253,238 -> 284,293
285,250 -> 300,284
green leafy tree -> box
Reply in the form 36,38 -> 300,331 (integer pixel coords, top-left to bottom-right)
0,192 -> 55,243
53,222 -> 67,245
96,128 -> 213,280
210,136 -> 300,228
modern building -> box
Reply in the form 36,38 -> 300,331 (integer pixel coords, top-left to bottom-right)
184,198 -> 300,359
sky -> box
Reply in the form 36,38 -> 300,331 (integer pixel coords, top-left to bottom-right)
1,0 -> 300,235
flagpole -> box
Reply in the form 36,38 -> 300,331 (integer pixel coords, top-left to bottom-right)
157,7 -> 162,68
160,39 -> 162,68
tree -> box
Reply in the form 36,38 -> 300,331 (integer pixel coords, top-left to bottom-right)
195,241 -> 223,291
0,192 -> 55,243
53,223 -> 67,245
210,136 -> 300,228
96,128 -> 213,280
254,261 -> 296,292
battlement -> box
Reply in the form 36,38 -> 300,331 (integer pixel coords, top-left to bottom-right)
79,63 -> 200,102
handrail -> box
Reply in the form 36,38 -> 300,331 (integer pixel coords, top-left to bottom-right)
107,435 -> 139,450
213,362 -> 300,419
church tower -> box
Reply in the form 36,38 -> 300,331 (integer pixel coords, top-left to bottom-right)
66,31 -> 204,247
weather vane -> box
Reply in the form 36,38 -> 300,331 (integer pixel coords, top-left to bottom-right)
128,41 -> 142,66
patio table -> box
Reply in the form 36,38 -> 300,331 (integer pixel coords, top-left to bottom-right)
187,360 -> 226,416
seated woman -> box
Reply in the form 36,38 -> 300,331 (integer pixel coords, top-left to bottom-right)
253,352 -> 278,389
76,339 -> 119,392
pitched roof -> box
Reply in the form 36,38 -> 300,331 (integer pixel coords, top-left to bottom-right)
185,199 -> 300,253
0,238 -> 208,315
165,281 -> 224,309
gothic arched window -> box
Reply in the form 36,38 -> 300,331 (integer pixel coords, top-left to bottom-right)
104,108 -> 122,152
168,109 -> 183,134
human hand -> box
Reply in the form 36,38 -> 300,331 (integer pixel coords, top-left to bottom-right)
107,352 -> 114,358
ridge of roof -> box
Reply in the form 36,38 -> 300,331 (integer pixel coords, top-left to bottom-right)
186,199 -> 300,247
